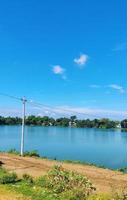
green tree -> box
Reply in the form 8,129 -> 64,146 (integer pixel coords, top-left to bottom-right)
121,119 -> 127,128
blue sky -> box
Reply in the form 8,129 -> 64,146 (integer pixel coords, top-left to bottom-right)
0,0 -> 127,119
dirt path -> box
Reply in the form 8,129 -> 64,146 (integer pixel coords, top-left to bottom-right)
1,153 -> 127,193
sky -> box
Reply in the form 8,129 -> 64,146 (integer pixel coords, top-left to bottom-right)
0,0 -> 127,119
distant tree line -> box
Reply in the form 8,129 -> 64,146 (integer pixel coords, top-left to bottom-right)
0,116 -> 22,125
0,115 -> 126,129
121,119 -> 127,129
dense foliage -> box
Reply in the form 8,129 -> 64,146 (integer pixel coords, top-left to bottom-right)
0,115 -> 121,129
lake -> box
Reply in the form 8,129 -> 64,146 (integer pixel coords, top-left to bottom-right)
0,125 -> 127,169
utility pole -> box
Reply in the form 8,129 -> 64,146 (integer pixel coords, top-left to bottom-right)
20,97 -> 27,156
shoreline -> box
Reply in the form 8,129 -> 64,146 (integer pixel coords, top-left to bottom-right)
1,124 -> 127,132
1,149 -> 127,173
1,152 -> 127,193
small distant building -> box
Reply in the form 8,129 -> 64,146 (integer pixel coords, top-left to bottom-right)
69,121 -> 71,127
116,123 -> 121,129
69,121 -> 77,127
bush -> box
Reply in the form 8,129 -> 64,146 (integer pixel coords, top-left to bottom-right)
7,149 -> 19,155
7,149 -> 40,158
36,165 -> 96,198
0,172 -> 17,184
0,161 -> 4,166
22,174 -> 33,184
0,167 -> 17,184
117,167 -> 127,173
24,150 -> 40,157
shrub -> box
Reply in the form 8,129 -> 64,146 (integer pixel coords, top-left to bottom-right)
117,167 -> 127,173
0,172 -> 17,184
0,161 -> 4,166
22,173 -> 33,184
36,165 -> 96,198
0,167 -> 17,184
24,150 -> 40,157
7,149 -> 19,155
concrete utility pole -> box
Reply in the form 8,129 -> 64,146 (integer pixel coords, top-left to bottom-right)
20,97 -> 27,156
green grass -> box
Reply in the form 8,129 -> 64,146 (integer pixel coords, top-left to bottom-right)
63,159 -> 106,169
0,165 -> 95,200
0,165 -> 127,200
0,167 -> 17,184
7,149 -> 40,157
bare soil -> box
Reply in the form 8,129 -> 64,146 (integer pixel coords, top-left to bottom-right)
1,153 -> 127,193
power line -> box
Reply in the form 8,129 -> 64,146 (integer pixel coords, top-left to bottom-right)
27,100 -> 100,118
0,92 -> 22,101
0,92 -> 108,119
0,92 -> 114,157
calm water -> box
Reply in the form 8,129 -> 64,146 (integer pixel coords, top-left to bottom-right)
0,126 -> 127,169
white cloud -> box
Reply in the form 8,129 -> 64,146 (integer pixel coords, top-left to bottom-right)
52,65 -> 66,79
89,84 -> 125,94
29,104 -> 127,120
74,54 -> 88,67
57,106 -> 127,119
108,84 -> 125,94
1,104 -> 127,120
0,107 -> 21,117
52,65 -> 64,74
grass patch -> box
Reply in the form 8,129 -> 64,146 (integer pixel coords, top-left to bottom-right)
0,167 -> 17,184
1,165 -> 127,199
24,150 -> 40,158
0,184 -> 29,200
6,149 -> 40,158
1,165 -> 96,200
7,149 -> 20,155
63,160 -> 106,169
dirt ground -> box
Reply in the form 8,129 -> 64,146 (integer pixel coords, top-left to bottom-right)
1,153 -> 127,194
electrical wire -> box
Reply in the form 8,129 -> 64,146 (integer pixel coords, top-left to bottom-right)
0,92 -> 22,101
0,92 -> 107,118
27,100 -> 100,118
